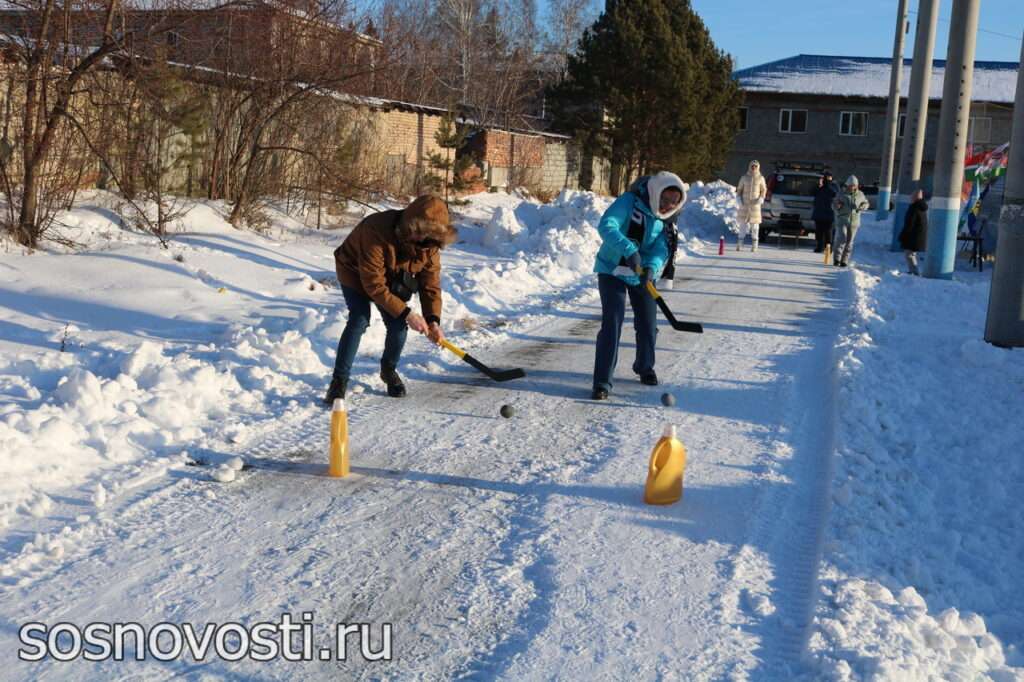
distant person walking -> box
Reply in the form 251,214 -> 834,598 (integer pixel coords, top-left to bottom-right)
812,171 -> 839,253
736,160 -> 767,252
832,175 -> 870,267
898,189 -> 928,275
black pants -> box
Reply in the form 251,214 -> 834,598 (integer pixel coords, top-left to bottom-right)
814,220 -> 834,252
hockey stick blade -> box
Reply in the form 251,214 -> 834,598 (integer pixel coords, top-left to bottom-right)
654,297 -> 704,333
644,280 -> 703,333
463,353 -> 526,381
439,339 -> 527,382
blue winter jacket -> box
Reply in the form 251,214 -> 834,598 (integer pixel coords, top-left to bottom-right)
593,189 -> 670,287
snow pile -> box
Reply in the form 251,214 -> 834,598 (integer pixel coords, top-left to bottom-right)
809,215 -> 1024,679
0,339 -> 262,522
678,180 -> 739,240
482,206 -> 531,250
443,190 -> 610,318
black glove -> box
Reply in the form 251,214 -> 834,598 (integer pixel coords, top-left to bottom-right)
626,251 -> 642,272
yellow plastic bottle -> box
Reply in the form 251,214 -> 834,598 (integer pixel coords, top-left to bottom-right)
328,398 -> 349,478
644,424 -> 686,505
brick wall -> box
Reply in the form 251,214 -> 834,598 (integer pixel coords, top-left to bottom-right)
482,130 -> 544,168
369,108 -> 446,194
540,140 -> 580,193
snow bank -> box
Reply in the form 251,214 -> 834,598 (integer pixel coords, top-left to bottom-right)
808,215 -> 1024,679
679,180 -> 740,241
442,190 -> 610,320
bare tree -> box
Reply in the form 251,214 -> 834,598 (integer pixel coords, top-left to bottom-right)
0,0 -> 128,247
543,0 -> 597,78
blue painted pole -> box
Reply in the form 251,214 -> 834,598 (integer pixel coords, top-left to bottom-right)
877,187 -> 893,221
890,0 -> 939,251
878,0 -> 909,222
891,193 -> 911,247
923,0 -> 980,280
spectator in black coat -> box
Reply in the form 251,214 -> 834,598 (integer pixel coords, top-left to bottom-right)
899,189 -> 928,275
812,171 -> 839,253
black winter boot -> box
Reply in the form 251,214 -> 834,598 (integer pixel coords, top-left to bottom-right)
323,376 -> 347,405
591,387 -> 609,400
380,363 -> 406,398
640,371 -> 659,386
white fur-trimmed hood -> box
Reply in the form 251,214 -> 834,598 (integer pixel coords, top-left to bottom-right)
647,171 -> 688,220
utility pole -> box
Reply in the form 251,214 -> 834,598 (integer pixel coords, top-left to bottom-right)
923,0 -> 981,279
878,0 -> 910,221
890,0 -> 940,250
983,32 -> 1024,347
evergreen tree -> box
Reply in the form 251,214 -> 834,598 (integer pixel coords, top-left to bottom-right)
425,112 -> 472,203
547,0 -> 741,189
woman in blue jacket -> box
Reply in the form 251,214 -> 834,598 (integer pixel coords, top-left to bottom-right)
591,171 -> 687,400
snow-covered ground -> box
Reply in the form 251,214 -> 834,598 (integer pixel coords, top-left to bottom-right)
807,214 -> 1024,681
1,187 -> 1020,680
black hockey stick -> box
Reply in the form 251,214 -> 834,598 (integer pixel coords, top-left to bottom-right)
438,339 -> 526,381
635,268 -> 704,333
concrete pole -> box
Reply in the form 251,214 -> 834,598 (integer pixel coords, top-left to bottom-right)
983,33 -> 1024,347
877,0 -> 910,221
923,0 -> 980,279
890,0 -> 940,251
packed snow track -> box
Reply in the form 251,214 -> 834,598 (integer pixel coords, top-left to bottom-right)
2,244 -> 846,680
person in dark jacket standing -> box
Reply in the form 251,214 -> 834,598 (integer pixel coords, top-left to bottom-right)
899,189 -> 928,275
811,171 -> 839,253
326,195 -> 457,403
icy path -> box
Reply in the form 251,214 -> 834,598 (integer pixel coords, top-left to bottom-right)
2,244 -> 845,680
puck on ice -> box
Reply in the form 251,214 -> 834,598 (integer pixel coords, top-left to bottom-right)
500,405 -> 515,418
660,393 -> 676,407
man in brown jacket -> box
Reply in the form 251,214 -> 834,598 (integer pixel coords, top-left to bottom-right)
326,195 -> 457,402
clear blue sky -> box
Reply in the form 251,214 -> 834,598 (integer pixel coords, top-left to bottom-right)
687,0 -> 1024,69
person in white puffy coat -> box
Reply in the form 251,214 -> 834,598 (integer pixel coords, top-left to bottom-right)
736,160 -> 767,251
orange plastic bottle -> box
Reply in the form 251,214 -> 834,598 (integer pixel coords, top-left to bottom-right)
644,424 -> 686,505
328,398 -> 349,478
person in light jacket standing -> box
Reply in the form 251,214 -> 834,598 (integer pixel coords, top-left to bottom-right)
736,160 -> 767,252
832,175 -> 870,267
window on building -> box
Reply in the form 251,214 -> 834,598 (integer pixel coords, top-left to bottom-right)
166,31 -> 181,48
738,107 -> 748,131
779,109 -> 807,134
839,111 -> 868,136
968,117 -> 992,144
897,113 -> 906,138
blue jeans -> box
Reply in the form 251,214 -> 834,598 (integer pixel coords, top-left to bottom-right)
592,274 -> 658,391
331,285 -> 408,383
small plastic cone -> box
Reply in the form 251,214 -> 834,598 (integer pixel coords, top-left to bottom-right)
329,398 -> 349,477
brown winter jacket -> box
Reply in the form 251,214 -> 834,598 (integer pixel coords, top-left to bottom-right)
334,195 -> 457,323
